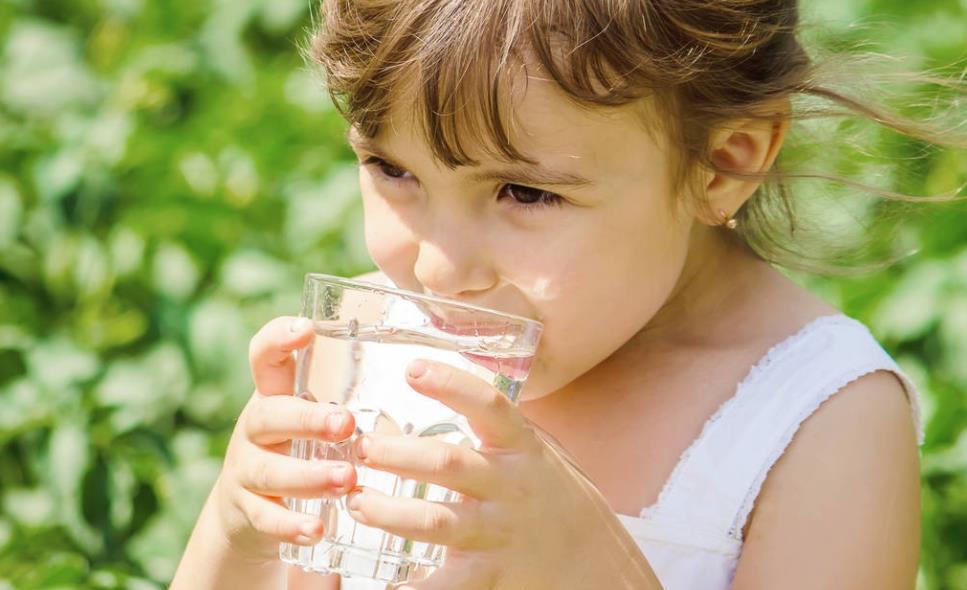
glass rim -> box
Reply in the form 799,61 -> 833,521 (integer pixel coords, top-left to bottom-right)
305,272 -> 543,329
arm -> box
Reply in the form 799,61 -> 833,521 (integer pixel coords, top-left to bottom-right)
732,370 -> 921,589
172,491 -> 343,590
171,316 -> 357,590
171,483 -> 285,590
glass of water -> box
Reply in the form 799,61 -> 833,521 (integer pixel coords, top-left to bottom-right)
279,273 -> 543,585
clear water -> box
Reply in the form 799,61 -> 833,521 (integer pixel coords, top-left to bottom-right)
279,321 -> 535,584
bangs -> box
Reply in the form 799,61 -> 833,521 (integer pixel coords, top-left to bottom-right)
310,0 -> 669,168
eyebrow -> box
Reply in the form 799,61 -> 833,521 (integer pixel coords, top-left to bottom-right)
346,130 -> 594,188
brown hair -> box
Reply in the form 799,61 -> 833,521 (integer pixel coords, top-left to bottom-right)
308,0 -> 966,273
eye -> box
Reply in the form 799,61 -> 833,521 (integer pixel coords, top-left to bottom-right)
498,184 -> 565,210
361,156 -> 413,181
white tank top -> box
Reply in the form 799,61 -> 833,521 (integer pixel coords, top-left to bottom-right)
615,314 -> 924,590
337,313 -> 924,590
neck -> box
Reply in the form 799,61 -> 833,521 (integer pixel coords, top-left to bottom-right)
631,223 -> 773,351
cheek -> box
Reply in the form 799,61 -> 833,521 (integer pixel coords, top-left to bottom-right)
360,179 -> 416,278
518,194 -> 693,399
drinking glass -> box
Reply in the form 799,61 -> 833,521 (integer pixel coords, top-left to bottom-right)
279,273 -> 543,585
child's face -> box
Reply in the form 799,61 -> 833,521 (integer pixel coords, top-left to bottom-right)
348,75 -> 697,400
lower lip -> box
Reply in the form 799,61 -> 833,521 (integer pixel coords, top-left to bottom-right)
460,351 -> 534,381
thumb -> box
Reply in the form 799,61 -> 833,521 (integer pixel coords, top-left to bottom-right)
248,316 -> 314,396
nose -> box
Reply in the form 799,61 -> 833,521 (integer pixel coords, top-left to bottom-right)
412,237 -> 497,300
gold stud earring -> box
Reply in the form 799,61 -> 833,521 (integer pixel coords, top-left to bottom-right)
718,209 -> 738,230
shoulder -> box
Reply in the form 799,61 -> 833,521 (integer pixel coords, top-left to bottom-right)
732,370 -> 921,589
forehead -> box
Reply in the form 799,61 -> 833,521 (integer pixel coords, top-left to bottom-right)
371,63 -> 666,177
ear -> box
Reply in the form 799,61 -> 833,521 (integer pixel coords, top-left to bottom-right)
700,101 -> 790,226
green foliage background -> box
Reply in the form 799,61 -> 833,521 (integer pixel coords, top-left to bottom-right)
0,0 -> 964,588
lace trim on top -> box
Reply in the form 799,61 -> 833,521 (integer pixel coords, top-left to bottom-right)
637,314 -> 856,521
726,359 -> 921,541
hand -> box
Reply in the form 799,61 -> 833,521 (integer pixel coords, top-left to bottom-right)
344,360 -> 661,589
212,316 -> 358,562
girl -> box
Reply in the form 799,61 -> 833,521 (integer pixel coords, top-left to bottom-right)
173,0 -> 962,588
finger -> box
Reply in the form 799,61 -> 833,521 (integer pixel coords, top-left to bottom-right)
239,448 -> 356,499
245,395 -> 355,445
237,489 -> 327,545
355,434 -> 497,499
346,487 -> 500,550
249,316 -> 314,396
405,360 -> 528,449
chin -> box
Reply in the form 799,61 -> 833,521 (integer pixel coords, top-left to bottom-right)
515,365 -> 566,402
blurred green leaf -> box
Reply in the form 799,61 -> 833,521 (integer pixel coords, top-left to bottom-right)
284,164 -> 361,254
48,422 -> 101,552
107,226 -> 146,278
870,260 -> 947,341
25,337 -> 100,392
0,179 -> 22,248
95,343 -> 190,433
151,242 -> 201,302
3,487 -> 56,528
219,249 -> 292,298
187,296 -> 249,386
0,20 -> 99,116
33,149 -> 85,203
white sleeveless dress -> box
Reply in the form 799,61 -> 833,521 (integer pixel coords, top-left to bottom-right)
337,313 -> 924,590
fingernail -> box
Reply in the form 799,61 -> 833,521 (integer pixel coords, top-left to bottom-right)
331,464 -> 350,487
326,410 -> 348,433
408,360 -> 428,379
347,490 -> 362,511
356,435 -> 370,460
289,317 -> 310,333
